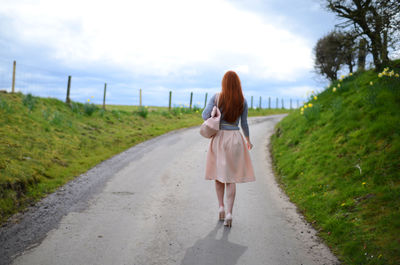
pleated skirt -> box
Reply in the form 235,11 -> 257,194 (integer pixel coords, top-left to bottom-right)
205,130 -> 255,183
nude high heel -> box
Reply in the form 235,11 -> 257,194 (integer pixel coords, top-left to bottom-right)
219,206 -> 225,221
224,213 -> 232,227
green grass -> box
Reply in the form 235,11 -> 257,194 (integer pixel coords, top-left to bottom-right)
105,104 -> 292,117
0,93 -> 289,224
271,60 -> 400,265
248,107 -> 293,116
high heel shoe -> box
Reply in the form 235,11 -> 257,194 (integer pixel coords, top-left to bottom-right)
218,206 -> 225,221
224,213 -> 232,227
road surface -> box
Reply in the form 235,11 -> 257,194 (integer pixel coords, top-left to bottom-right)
2,115 -> 340,265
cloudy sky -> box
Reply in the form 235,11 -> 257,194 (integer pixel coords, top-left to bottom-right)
0,0 -> 338,107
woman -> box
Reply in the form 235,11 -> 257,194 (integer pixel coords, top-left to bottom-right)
202,70 -> 255,227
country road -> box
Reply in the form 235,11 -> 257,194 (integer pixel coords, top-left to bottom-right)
1,115 -> 340,265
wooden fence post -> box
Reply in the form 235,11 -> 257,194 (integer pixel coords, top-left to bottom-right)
281,98 -> 284,109
66,75 -> 71,104
11,60 -> 16,93
276,98 -> 278,109
139,89 -> 142,107
251,96 -> 253,109
268,97 -> 271,109
290,99 -> 292,109
189,92 -> 193,109
259,96 -> 262,109
103,83 -> 107,110
169,91 -> 172,110
204,93 -> 208,108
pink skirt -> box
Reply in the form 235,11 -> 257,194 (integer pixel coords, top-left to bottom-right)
205,130 -> 255,183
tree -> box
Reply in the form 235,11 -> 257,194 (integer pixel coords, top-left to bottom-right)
340,31 -> 357,73
326,0 -> 400,70
357,38 -> 368,71
314,31 -> 345,81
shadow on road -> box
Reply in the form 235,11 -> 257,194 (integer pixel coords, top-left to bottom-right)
181,221 -> 247,265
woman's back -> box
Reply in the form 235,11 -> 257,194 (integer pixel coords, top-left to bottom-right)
202,93 -> 249,137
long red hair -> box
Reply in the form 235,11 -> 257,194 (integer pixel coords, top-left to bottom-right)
218,70 -> 244,123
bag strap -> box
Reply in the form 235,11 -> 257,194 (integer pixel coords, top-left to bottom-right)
214,93 -> 220,107
214,93 -> 221,130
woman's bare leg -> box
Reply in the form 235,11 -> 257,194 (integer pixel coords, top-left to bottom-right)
215,180 -> 225,208
225,183 -> 236,214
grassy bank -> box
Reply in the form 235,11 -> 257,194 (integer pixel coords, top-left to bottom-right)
271,62 -> 400,265
0,93 -> 288,224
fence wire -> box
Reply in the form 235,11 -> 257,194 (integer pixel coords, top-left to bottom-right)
0,60 -> 305,109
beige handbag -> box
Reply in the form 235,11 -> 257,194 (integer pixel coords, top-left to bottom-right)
200,94 -> 221,138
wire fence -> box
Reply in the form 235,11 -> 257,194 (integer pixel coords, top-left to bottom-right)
0,60 -> 305,109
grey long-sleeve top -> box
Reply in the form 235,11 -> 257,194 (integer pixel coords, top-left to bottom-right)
202,93 -> 250,137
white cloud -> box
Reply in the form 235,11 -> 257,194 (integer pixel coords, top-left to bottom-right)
232,65 -> 250,75
279,85 -> 320,98
1,0 -> 313,81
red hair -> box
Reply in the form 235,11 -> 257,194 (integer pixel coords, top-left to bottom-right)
218,70 -> 244,123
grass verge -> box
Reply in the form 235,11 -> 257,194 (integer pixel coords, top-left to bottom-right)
271,61 -> 400,265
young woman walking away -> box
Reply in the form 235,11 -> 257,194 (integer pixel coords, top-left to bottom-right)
202,70 -> 255,227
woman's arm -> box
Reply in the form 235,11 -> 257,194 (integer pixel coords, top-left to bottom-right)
241,99 -> 253,150
202,94 -> 217,120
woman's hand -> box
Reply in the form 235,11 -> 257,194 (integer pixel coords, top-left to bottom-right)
245,136 -> 253,150
247,141 -> 253,150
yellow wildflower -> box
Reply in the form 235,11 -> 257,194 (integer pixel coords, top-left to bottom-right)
341,203 -> 346,206
349,73 -> 353,76
304,105 -> 308,109
378,73 -> 383,78
87,99 -> 90,102
338,83 -> 341,88
300,112 -> 304,115
362,182 -> 366,185
314,96 -> 317,100
300,107 -> 304,111
333,87 -> 337,92
308,103 -> 313,107
396,73 -> 399,78
370,81 -> 373,85
91,96 -> 94,98
389,70 -> 394,77
378,254 -> 382,259
339,78 -> 343,82
340,75 -> 345,79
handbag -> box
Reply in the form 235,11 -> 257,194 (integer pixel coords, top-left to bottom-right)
200,93 -> 221,138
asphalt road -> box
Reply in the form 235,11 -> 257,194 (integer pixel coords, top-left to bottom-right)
4,115 -> 340,265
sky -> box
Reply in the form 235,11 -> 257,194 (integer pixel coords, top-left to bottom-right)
0,0 -> 339,107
